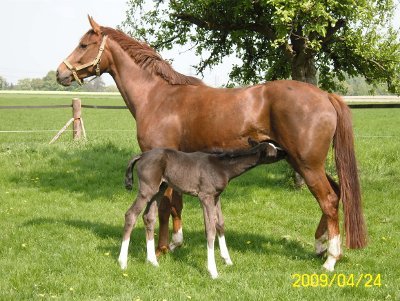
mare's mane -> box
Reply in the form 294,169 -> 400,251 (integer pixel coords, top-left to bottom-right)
99,27 -> 204,86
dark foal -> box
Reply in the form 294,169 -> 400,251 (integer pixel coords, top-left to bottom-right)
118,141 -> 285,278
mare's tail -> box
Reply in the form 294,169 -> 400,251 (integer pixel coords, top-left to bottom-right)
125,154 -> 142,190
328,93 -> 367,249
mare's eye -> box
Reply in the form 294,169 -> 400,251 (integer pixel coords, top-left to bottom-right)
80,44 -> 88,49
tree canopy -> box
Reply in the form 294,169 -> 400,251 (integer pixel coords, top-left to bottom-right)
122,0 -> 400,93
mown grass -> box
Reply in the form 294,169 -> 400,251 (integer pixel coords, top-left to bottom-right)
0,92 -> 399,300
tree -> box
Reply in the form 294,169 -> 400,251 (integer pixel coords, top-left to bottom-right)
0,76 -> 9,90
122,0 -> 400,93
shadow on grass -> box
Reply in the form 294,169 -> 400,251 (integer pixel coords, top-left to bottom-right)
24,216 -> 316,273
14,142 -> 296,202
12,143 -> 135,201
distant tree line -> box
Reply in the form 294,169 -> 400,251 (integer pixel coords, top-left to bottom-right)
0,71 -> 118,92
0,71 -> 392,95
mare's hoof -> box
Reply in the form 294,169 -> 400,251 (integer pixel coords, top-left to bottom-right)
156,246 -> 169,257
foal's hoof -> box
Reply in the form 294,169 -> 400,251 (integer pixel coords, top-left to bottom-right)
147,258 -> 159,267
209,271 -> 219,279
118,259 -> 128,270
156,246 -> 169,257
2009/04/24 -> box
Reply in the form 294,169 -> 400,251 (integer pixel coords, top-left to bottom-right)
291,273 -> 381,288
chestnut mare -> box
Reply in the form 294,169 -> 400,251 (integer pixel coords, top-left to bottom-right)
57,17 -> 367,271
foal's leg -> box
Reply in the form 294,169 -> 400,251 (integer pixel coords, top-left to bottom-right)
143,200 -> 159,266
301,168 -> 342,271
143,185 -> 167,266
118,189 -> 154,270
215,198 -> 233,265
200,194 -> 218,279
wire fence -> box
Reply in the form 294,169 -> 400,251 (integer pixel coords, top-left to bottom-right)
1,98 -> 399,138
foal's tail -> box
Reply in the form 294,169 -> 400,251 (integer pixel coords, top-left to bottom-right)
328,94 -> 367,249
125,154 -> 142,190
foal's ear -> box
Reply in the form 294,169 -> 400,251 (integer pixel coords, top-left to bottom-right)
248,137 -> 259,147
88,15 -> 101,34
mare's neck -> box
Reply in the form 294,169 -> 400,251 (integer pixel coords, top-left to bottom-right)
222,152 -> 261,181
106,39 -> 166,118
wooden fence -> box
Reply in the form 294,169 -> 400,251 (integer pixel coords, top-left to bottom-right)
1,96 -> 399,143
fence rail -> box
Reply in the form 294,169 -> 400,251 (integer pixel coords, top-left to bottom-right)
2,103 -> 400,110
1,97 -> 399,141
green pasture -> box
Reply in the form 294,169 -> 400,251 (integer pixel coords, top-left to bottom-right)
0,92 -> 399,300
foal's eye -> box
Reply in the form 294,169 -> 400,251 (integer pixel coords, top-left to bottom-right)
79,43 -> 88,49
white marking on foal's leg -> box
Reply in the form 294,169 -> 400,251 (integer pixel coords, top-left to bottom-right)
323,235 -> 341,272
118,239 -> 130,270
146,238 -> 159,267
218,235 -> 233,265
207,239 -> 218,279
315,231 -> 328,255
169,227 -> 183,252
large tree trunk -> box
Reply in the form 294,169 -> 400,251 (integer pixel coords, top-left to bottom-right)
291,53 -> 317,85
290,51 -> 318,188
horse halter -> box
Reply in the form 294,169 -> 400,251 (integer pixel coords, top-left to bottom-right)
63,35 -> 108,85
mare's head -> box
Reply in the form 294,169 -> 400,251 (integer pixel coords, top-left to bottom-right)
57,16 -> 110,86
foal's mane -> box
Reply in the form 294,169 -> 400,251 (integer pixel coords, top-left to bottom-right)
99,27 -> 204,86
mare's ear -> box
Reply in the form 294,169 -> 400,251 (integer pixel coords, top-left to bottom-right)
88,15 -> 101,34
248,137 -> 259,147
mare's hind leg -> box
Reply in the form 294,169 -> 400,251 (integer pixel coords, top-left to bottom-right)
118,187 -> 156,270
315,215 -> 328,256
301,168 -> 342,271
314,175 -> 341,256
215,198 -> 233,265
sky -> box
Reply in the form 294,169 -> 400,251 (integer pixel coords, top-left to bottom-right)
0,1 -> 399,87
0,0 -> 232,86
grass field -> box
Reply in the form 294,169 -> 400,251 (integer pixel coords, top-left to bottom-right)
0,92 -> 399,300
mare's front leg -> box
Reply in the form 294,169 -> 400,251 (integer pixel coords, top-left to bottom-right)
169,190 -> 184,251
200,194 -> 218,279
215,198 -> 233,265
157,188 -> 184,255
118,191 -> 152,270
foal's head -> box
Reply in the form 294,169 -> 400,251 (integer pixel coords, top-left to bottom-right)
248,138 -> 286,164
56,16 -> 110,86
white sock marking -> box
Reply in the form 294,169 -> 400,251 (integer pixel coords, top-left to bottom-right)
146,238 -> 159,267
207,240 -> 218,279
169,227 -> 183,251
323,235 -> 341,272
118,239 -> 130,270
218,235 -> 233,265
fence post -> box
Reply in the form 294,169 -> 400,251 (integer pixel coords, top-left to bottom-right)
72,98 -> 82,140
